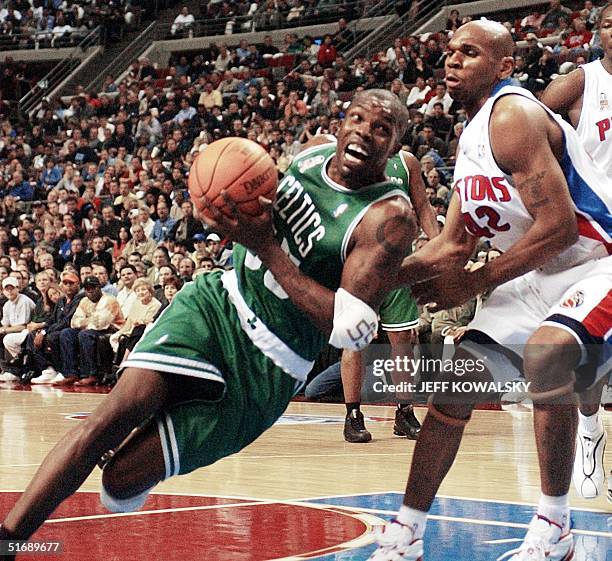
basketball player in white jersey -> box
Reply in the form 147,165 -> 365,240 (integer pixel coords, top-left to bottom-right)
367,20 -> 611,561
540,2 -> 612,504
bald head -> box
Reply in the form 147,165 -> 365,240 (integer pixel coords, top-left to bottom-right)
459,20 -> 515,59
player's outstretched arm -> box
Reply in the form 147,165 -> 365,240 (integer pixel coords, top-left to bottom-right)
202,193 -> 415,348
539,68 -> 584,127
403,150 -> 440,240
398,192 -> 476,286
476,95 -> 578,288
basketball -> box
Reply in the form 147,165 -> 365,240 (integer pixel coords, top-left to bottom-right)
188,137 -> 278,219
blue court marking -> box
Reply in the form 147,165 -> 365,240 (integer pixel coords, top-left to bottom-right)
308,493 -> 612,561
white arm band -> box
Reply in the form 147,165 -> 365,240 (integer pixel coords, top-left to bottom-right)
329,288 -> 378,351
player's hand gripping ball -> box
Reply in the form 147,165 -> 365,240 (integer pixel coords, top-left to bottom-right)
188,137 -> 278,219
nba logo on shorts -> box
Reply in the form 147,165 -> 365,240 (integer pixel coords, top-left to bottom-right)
560,290 -> 584,309
600,92 -> 609,111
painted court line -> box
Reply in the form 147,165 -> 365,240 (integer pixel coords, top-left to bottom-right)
310,504 -> 612,539
274,512 -> 384,560
45,500 -> 271,524
295,491 -> 612,515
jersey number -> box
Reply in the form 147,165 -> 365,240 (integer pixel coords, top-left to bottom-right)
462,206 -> 510,239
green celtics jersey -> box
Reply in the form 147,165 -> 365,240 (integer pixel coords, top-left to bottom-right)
232,142 -> 410,363
385,151 -> 411,194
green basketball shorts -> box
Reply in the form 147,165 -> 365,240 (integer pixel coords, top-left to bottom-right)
123,271 -> 301,477
379,287 -> 419,332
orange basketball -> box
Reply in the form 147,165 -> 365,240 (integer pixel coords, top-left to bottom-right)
188,137 -> 278,219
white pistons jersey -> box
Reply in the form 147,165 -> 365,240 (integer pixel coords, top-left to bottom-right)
454,84 -> 612,272
576,60 -> 612,180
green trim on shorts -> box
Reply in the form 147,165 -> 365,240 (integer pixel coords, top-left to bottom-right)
379,287 -> 419,331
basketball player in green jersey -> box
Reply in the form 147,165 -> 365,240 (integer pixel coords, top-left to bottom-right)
342,150 -> 440,443
297,137 -> 440,442
0,89 -> 418,552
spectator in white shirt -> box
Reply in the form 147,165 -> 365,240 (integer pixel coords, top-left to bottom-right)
173,97 -> 196,125
406,76 -> 431,110
171,6 -> 195,36
423,82 -> 454,116
116,265 -> 138,317
0,277 -> 35,381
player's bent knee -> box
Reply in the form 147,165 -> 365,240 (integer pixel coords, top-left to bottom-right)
524,327 -> 581,400
427,400 -> 472,427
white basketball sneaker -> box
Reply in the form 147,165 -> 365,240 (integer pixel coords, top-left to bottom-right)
31,368 -> 58,384
367,520 -> 424,561
572,414 -> 606,498
497,515 -> 574,561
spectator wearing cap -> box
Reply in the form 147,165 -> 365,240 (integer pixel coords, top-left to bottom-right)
191,233 -> 210,263
0,276 -> 35,381
26,271 -> 83,383
206,233 -> 233,268
122,222 -> 156,262
57,275 -> 123,386
4,273 -> 60,365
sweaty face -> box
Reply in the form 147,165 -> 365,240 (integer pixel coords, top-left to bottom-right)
334,100 -> 397,187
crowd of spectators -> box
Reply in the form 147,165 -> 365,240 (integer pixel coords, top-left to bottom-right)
171,0 -> 386,37
0,0 -> 604,387
0,0 -> 139,50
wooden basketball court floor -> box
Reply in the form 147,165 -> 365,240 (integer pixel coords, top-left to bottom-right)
0,384 -> 609,560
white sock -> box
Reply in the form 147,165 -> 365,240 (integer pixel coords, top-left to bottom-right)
579,409 -> 601,434
537,493 -> 569,532
397,505 -> 427,540
100,484 -> 151,513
